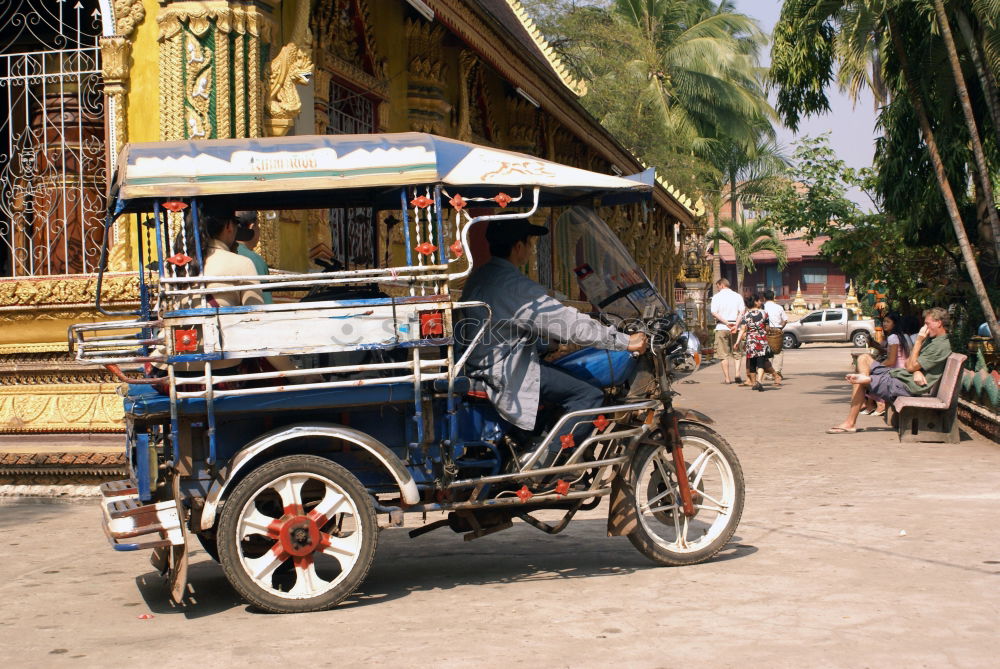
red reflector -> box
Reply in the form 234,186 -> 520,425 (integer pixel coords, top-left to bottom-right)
175,329 -> 198,352
420,311 -> 444,337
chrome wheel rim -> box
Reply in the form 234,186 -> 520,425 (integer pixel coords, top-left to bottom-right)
235,473 -> 363,600
635,436 -> 737,553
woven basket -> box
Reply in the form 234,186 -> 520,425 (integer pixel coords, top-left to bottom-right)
767,328 -> 784,353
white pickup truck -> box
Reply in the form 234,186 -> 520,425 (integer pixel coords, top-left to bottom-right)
781,307 -> 876,349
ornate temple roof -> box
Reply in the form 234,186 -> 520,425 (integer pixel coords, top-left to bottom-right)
489,0 -> 588,96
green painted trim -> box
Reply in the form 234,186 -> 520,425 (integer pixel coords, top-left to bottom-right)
125,163 -> 438,185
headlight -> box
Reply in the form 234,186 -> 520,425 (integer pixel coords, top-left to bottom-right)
670,332 -> 702,374
684,332 -> 701,354
669,321 -> 685,340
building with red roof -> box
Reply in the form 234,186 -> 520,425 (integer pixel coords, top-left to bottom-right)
714,234 -> 848,306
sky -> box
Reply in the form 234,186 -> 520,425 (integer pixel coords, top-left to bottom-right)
731,0 -> 880,210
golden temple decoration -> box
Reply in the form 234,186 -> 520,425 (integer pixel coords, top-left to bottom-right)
265,0 -> 314,137
158,1 -> 278,141
100,36 -> 132,159
845,279 -> 862,318
0,275 -> 141,309
406,19 -> 450,134
0,383 -> 125,433
114,0 -> 146,37
101,35 -> 133,263
215,19 -> 232,138
792,281 -> 808,314
457,50 -> 475,142
507,96 -> 540,156
505,0 -> 587,96
107,236 -> 132,273
311,67 -> 332,131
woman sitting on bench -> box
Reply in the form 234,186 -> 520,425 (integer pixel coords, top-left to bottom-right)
827,307 -> 953,434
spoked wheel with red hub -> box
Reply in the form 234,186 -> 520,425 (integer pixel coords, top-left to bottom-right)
627,423 -> 744,566
217,455 -> 377,613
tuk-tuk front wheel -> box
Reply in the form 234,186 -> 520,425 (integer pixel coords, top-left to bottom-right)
627,423 -> 744,566
217,455 -> 377,613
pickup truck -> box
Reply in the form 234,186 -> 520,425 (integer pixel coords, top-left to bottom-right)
781,308 -> 876,349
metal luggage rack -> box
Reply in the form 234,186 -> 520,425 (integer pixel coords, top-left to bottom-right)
70,318 -> 165,365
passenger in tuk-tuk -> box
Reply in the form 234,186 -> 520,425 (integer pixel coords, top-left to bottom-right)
233,210 -> 274,304
460,220 -> 648,466
167,212 -> 298,380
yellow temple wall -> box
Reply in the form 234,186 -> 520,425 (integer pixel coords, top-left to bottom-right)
127,0 -> 163,144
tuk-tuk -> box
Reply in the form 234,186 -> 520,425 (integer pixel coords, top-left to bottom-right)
73,133 -> 744,613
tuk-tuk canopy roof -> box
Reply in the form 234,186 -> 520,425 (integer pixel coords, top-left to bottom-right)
112,133 -> 653,213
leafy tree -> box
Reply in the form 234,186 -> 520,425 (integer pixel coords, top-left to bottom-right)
707,218 -> 788,294
754,135 -> 859,240
769,0 -> 1000,347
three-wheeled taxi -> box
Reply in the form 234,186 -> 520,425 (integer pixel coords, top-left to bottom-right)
73,133 -> 744,613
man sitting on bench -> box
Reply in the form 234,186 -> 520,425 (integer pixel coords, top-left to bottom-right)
828,307 -> 953,434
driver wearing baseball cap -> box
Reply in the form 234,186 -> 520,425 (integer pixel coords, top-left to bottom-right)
459,220 -> 647,467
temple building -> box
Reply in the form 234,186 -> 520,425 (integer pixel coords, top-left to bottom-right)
0,0 -> 705,437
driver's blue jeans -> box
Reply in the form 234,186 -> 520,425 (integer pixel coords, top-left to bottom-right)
539,362 -> 605,453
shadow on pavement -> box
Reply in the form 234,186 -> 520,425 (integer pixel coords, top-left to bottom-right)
134,520 -> 757,618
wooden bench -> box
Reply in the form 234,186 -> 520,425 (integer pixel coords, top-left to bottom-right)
889,353 -> 967,443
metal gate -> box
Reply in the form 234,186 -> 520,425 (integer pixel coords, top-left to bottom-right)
0,0 -> 106,277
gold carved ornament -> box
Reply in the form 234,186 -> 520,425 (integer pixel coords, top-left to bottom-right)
0,275 -> 140,309
157,2 -> 278,141
266,0 -> 314,137
0,384 -> 125,433
114,0 -> 146,37
311,0 -> 389,129
406,19 -> 450,134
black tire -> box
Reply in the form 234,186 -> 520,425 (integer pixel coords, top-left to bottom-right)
782,333 -> 798,350
627,423 -> 744,566
851,330 -> 870,348
217,455 -> 377,613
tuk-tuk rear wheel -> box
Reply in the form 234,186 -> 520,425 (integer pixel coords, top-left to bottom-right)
217,454 -> 377,613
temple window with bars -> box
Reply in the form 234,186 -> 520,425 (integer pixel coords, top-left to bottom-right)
0,0 -> 106,277
325,80 -> 377,270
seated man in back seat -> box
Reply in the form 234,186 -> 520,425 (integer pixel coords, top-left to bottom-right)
459,220 -> 647,467
827,307 -> 953,434
171,213 -> 297,378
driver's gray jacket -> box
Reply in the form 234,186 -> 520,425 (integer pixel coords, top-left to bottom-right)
458,257 -> 630,430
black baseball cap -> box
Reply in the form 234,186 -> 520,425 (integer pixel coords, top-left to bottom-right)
485,220 -> 549,246
234,210 -> 257,225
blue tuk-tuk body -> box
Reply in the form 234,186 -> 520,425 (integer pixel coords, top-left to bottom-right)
72,133 -> 743,614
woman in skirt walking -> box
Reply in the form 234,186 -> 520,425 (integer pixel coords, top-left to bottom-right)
735,293 -> 781,391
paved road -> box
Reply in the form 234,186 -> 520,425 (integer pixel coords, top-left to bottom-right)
1,345 -> 998,668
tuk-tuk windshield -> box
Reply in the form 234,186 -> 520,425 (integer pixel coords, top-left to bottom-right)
551,206 -> 668,319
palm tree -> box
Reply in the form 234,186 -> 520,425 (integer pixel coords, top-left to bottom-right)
707,218 -> 788,294
932,0 -> 1000,261
702,135 -> 790,281
609,0 -> 774,151
543,0 -> 775,185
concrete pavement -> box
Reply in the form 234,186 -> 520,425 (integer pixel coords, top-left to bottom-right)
0,344 -> 998,668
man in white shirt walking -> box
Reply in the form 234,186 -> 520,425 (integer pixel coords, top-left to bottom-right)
709,278 -> 746,384
762,289 -> 787,382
